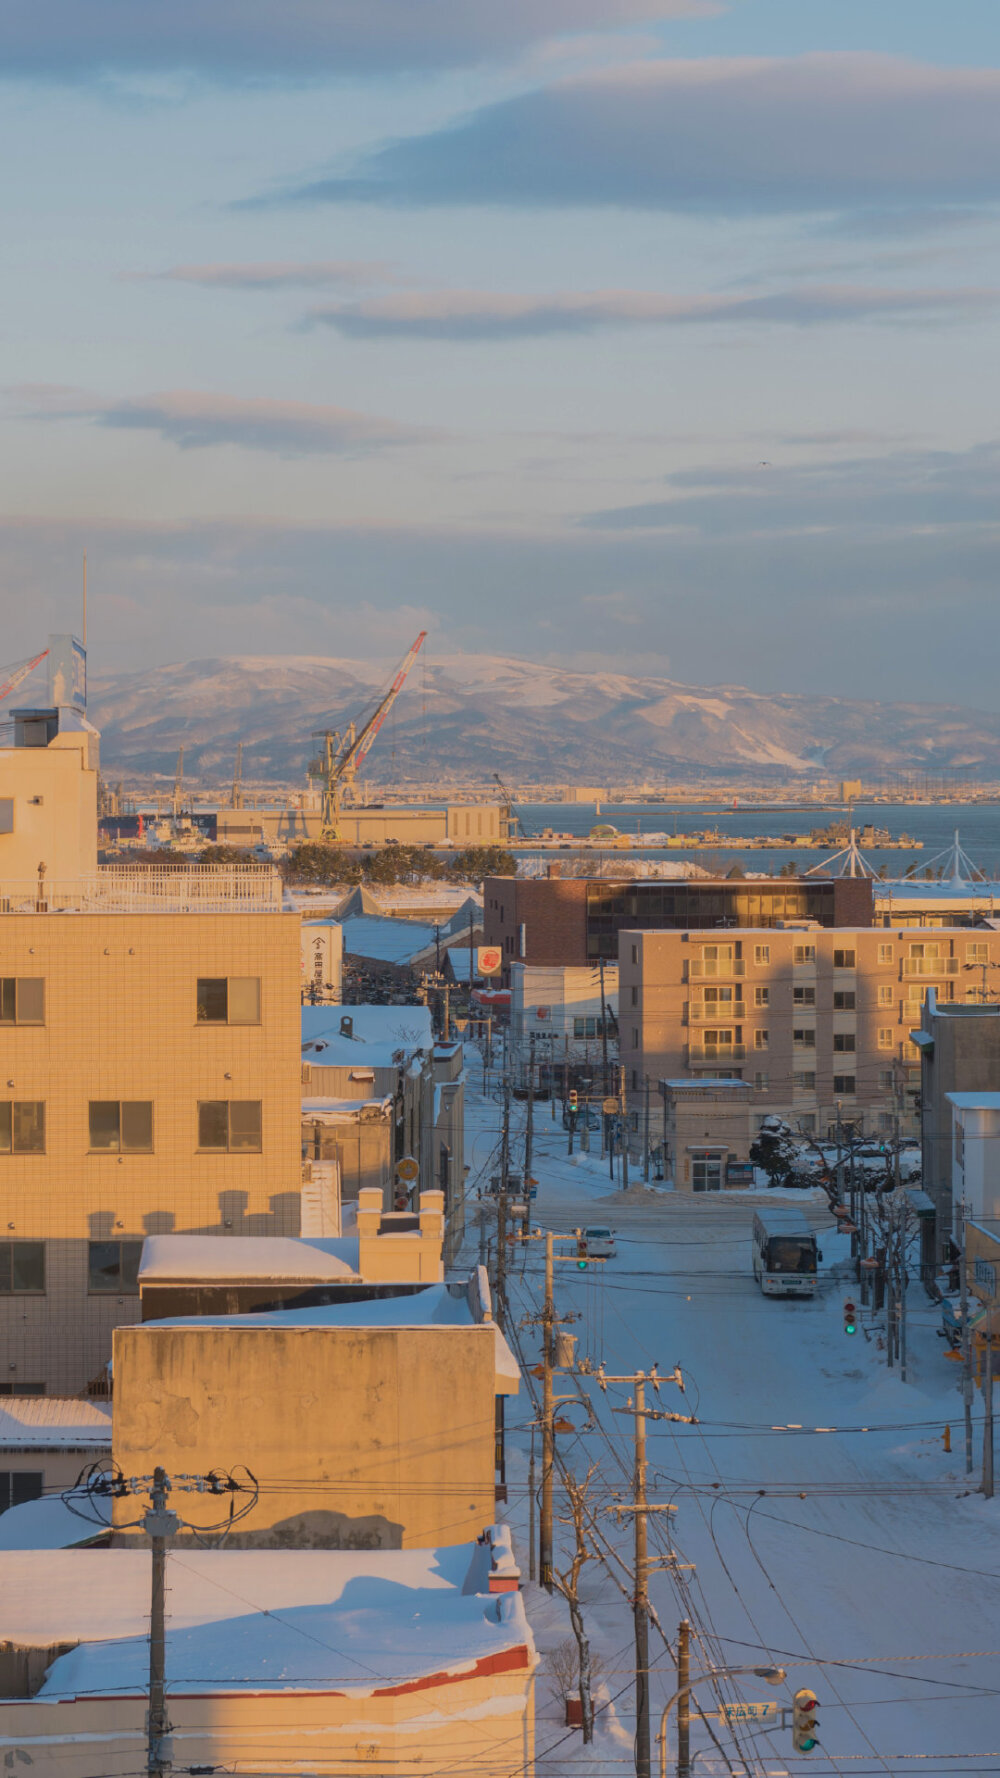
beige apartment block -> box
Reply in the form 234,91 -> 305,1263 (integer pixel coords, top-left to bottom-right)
617,925 -> 1000,1147
0,904 -> 302,1396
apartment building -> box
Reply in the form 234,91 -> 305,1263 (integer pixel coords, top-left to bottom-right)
484,872 -> 873,975
0,887 -> 302,1396
617,925 -> 1000,1145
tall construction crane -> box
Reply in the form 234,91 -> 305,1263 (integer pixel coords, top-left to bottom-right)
309,632 -> 427,841
0,649 -> 49,707
493,771 -> 531,841
172,747 -> 184,820
231,742 -> 244,811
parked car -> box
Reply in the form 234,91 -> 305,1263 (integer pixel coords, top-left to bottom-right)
583,1226 -> 616,1259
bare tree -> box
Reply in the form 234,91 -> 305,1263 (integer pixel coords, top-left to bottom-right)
552,1464 -> 600,1741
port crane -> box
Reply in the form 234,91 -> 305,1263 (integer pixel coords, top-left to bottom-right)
493,772 -> 531,841
0,649 -> 49,707
231,742 -> 244,811
309,631 -> 427,841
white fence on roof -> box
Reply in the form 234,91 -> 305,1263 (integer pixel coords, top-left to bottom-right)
0,864 -> 284,914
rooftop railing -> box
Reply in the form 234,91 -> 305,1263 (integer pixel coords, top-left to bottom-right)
0,864 -> 284,914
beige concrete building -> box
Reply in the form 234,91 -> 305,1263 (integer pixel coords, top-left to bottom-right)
0,1399 -> 112,1513
659,1080 -> 756,1190
217,800 -> 506,850
0,1535 -> 537,1777
0,882 -> 302,1396
113,1261 -> 517,1549
618,925 -> 1000,1148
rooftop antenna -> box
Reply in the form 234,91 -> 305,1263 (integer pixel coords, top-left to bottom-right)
82,550 -> 87,648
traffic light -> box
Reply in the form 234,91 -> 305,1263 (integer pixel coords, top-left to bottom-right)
576,1232 -> 588,1271
843,1298 -> 857,1336
792,1689 -> 820,1752
568,1090 -> 579,1112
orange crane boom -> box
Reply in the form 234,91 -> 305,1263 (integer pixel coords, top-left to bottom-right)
0,649 -> 49,707
310,631 -> 428,840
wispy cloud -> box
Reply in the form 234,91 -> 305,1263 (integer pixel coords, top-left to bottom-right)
0,1 -> 718,80
271,54 -> 1000,215
10,385 -> 435,456
137,260 -> 397,291
305,283 -> 1000,340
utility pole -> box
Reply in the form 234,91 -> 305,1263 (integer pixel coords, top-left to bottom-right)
620,1063 -> 630,1191
676,1618 -> 691,1778
643,1076 -> 651,1183
496,1076 -> 511,1333
984,1327 -> 995,1500
525,1032 -> 536,1185
599,957 -> 610,1095
959,1200 -> 974,1475
145,1466 -> 178,1778
598,1367 -> 690,1778
528,1424 -> 537,1581
541,1230 -> 555,1591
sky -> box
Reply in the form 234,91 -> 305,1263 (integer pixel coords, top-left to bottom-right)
4,0 -> 1000,706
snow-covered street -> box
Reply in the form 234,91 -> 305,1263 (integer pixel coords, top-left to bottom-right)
460,1069 -> 1000,1778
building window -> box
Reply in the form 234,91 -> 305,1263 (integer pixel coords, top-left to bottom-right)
833,991 -> 856,1010
573,1016 -> 607,1039
878,985 -> 894,1007
878,1028 -> 895,1050
0,1103 -> 45,1154
955,1121 -> 965,1169
754,945 -> 770,965
754,1030 -> 769,1050
631,985 -> 639,1007
833,949 -> 856,969
754,1072 -> 769,1091
631,1070 -> 639,1092
88,1240 -> 142,1295
800,1113 -> 817,1133
89,1101 -> 153,1153
196,977 -> 261,1025
631,944 -> 638,966
631,1027 -> 639,1048
793,986 -> 815,1007
0,1472 -> 43,1514
0,1242 -> 45,1294
878,943 -> 894,964
0,979 -> 45,1025
0,1383 -> 45,1397
793,945 -> 815,965
793,1071 -> 816,1090
833,1033 -> 856,1053
754,986 -> 769,1007
879,1069 -> 895,1092
793,1028 -> 816,1047
833,1074 -> 857,1096
967,943 -> 989,963
197,1101 -> 263,1152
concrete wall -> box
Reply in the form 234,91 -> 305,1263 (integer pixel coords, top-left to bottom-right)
921,1005 -> 1000,1250
0,1654 -> 535,1778
112,1321 -> 499,1547
0,911 -> 303,1395
0,727 -> 98,882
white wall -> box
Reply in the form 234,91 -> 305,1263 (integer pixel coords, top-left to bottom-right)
510,962 -> 618,1047
950,1104 -> 1000,1233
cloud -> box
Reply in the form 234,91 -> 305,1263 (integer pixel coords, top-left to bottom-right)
276,53 -> 1000,214
0,1 -> 717,80
139,260 -> 397,290
584,439 -> 1000,534
11,385 -> 433,456
306,283 -> 1000,340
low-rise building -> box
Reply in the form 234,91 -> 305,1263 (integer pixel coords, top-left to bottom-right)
0,1532 -> 536,1777
0,1399 -> 112,1516
301,916 -> 343,1002
113,1253 -> 517,1549
914,992 -> 1000,1255
945,1091 -> 1000,1324
216,800 -> 507,849
510,961 -> 619,1061
658,1080 -> 755,1191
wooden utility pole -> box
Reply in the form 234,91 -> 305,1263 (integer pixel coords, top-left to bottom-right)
676,1618 -> 691,1778
620,1063 -> 630,1191
984,1329 -> 995,1500
496,1076 -> 511,1333
959,1201 -> 974,1474
599,957 -> 610,1094
145,1467 -> 178,1778
541,1229 -> 555,1590
525,1032 -> 536,1185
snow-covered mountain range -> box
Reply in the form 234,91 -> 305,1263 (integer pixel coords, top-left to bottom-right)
88,653 -> 1000,783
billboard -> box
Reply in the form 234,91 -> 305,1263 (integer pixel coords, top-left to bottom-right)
477,945 -> 503,977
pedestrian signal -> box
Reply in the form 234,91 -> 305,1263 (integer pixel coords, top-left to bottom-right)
792,1690 -> 820,1753
843,1299 -> 857,1336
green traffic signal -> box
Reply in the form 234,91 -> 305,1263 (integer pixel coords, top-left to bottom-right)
577,1258 -> 588,1271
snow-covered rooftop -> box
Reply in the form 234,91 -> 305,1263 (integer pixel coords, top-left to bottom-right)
302,1003 -> 434,1069
0,1398 -> 112,1448
0,1490 -> 111,1551
947,1092 -> 1000,1111
340,914 -> 437,963
0,1545 -> 532,1698
138,1233 -> 360,1284
301,1094 -> 394,1121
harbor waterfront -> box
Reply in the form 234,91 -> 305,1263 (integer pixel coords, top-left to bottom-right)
512,800 -> 1000,876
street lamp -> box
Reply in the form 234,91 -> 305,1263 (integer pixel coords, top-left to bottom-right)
658,1664 -> 786,1778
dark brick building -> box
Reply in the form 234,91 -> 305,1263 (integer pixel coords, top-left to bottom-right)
484,871 -> 873,973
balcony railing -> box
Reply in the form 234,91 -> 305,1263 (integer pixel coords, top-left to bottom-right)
903,958 -> 958,978
688,959 -> 745,979
0,865 -> 284,914
688,1001 -> 745,1023
688,1043 -> 746,1063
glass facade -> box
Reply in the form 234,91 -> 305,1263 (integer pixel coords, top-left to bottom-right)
585,881 -> 842,959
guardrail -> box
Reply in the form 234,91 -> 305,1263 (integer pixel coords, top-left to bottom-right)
0,865 -> 284,914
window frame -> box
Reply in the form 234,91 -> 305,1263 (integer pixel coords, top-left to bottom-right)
833,1074 -> 857,1097
0,978 -> 45,1026
197,1100 -> 263,1153
833,949 -> 857,970
88,1100 -> 154,1155
0,1241 -> 45,1295
0,1102 -> 46,1155
87,1239 -> 143,1296
196,976 -> 261,1027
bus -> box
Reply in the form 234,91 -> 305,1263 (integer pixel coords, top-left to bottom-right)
752,1208 -> 822,1297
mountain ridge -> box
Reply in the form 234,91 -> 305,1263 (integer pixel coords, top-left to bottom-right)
87,653 -> 1000,782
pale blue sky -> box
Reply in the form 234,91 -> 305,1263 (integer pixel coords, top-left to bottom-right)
3,0 -> 1000,705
